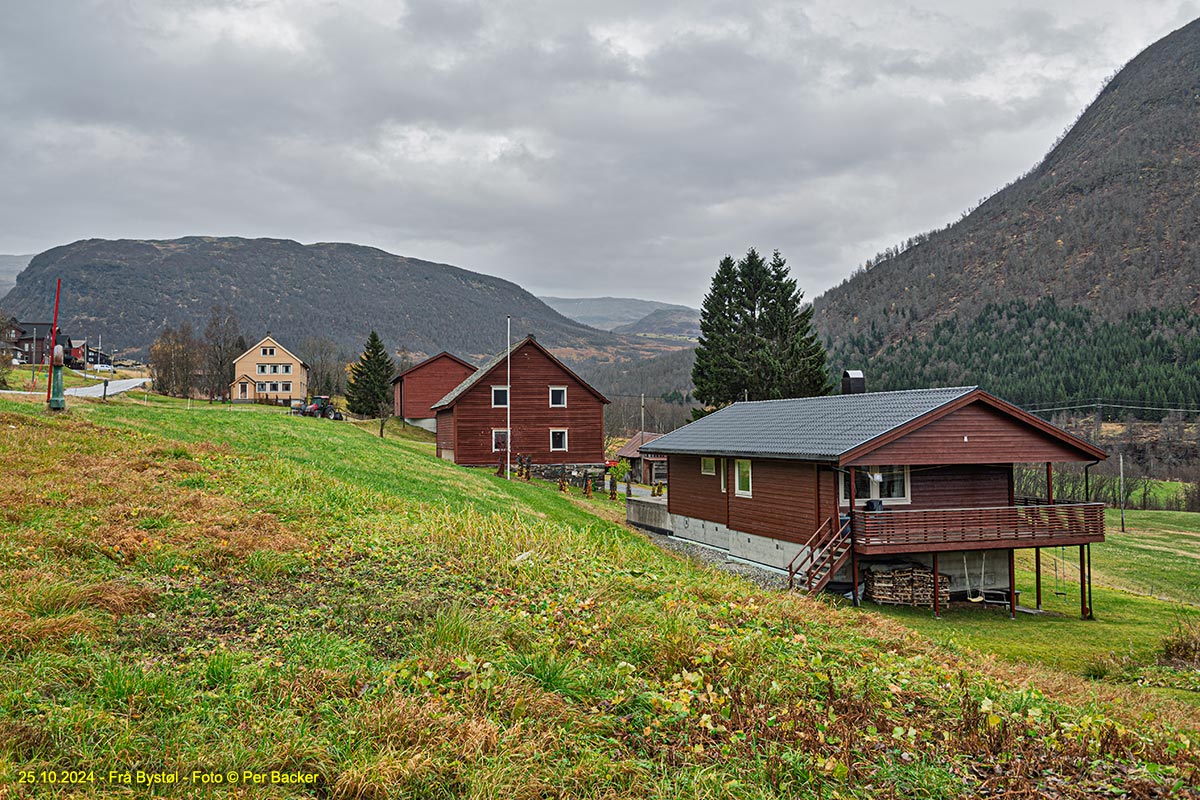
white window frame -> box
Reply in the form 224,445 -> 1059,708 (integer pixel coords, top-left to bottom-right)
700,457 -> 716,475
283,364 -> 292,374
735,459 -> 752,497
550,429 -> 568,451
491,385 -> 509,408
269,382 -> 279,393
549,386 -> 567,408
257,364 -> 266,374
281,382 -> 291,392
839,465 -> 912,506
261,347 -> 269,356
256,382 -> 266,392
720,458 -> 726,493
270,364 -> 280,374
491,428 -> 509,452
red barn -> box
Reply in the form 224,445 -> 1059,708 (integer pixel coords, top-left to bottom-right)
391,352 -> 476,432
431,335 -> 608,466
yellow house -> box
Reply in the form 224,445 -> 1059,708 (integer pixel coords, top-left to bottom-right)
230,335 -> 309,404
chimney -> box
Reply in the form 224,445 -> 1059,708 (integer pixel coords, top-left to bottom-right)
842,369 -> 865,394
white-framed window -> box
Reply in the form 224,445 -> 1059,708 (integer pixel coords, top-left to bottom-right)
700,457 -> 716,475
269,382 -> 279,392
256,382 -> 266,392
281,382 -> 291,392
270,364 -> 279,374
492,429 -> 509,452
549,386 -> 567,407
491,385 -> 509,408
840,465 -> 911,506
735,459 -> 752,497
720,458 -> 726,493
257,364 -> 266,374
261,346 -> 276,356
283,364 -> 292,374
261,347 -> 269,356
550,429 -> 568,451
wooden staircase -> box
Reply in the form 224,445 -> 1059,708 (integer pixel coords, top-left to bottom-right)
787,516 -> 853,593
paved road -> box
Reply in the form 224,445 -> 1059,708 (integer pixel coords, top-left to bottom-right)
66,377 -> 150,398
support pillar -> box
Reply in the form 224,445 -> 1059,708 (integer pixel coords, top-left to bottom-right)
1079,545 -> 1087,621
932,552 -> 940,619
1008,549 -> 1016,620
1086,544 -> 1094,620
1035,547 -> 1042,610
1045,462 -> 1054,504
848,466 -> 859,607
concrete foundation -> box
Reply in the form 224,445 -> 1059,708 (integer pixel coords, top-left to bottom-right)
626,497 -> 672,535
406,417 -> 437,433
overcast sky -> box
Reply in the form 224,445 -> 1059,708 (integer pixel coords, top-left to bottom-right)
1,1 -> 1196,307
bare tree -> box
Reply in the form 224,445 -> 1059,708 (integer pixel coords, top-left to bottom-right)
149,323 -> 200,397
298,337 -> 345,398
202,305 -> 242,401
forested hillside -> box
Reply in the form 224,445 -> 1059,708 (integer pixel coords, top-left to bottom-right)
612,306 -> 701,339
867,299 -> 1200,419
539,296 -> 696,331
0,237 -> 676,365
814,17 -> 1200,413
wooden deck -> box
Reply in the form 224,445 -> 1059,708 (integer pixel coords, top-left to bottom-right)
852,502 -> 1105,555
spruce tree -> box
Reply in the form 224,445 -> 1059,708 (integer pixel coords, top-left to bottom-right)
346,331 -> 395,429
692,247 -> 830,407
692,255 -> 742,407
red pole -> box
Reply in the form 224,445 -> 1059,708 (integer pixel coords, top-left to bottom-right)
46,278 -> 61,403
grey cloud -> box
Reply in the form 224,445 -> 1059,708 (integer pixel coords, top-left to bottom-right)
0,1 -> 1194,305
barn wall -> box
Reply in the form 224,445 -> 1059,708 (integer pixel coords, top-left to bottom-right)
399,355 -> 476,420
445,344 -> 605,466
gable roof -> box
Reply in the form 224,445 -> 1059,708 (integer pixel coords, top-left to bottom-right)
233,335 -> 309,370
390,351 -> 475,385
616,432 -> 664,459
645,387 -> 1105,463
431,335 -> 610,410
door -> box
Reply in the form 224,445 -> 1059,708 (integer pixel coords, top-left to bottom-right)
239,382 -> 248,399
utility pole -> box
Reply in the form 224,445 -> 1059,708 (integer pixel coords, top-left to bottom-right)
1119,453 -> 1125,533
505,315 -> 511,482
640,394 -> 645,440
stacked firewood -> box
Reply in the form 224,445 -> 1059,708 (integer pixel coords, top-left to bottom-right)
865,564 -> 950,609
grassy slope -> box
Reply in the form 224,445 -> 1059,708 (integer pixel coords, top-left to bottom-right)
1,395 -> 1198,798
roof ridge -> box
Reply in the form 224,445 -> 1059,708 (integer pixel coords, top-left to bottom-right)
729,386 -> 977,406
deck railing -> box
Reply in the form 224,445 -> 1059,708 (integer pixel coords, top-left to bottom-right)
853,502 -> 1105,551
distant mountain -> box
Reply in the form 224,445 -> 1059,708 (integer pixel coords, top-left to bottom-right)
612,307 -> 701,339
539,296 -> 697,331
0,238 -> 680,365
813,17 -> 1200,413
0,254 -> 32,300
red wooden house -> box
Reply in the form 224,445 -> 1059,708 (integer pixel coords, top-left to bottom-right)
391,352 -> 476,432
431,335 -> 609,466
642,381 -> 1106,619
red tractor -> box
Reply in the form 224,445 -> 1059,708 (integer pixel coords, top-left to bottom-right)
302,396 -> 343,420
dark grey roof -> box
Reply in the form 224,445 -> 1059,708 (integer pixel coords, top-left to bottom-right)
646,387 -> 977,461
431,337 -> 524,409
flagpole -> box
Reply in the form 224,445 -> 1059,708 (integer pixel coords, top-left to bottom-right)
506,315 -> 511,481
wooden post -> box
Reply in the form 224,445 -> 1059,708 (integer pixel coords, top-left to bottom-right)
1086,543 -> 1094,620
1079,545 -> 1087,620
1045,462 -> 1054,504
1008,549 -> 1016,620
932,552 -> 940,619
848,466 -> 859,607
1035,548 -> 1042,610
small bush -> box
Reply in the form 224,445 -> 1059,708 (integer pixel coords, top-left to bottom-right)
1160,615 -> 1200,666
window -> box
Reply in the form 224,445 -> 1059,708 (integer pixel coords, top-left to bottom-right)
491,386 -> 509,408
840,465 -> 910,506
492,429 -> 509,452
270,364 -> 280,374
283,364 -> 292,374
281,382 -> 291,392
550,429 -> 568,451
261,346 -> 275,356
257,364 -> 266,374
549,386 -> 567,407
735,459 -> 752,497
261,347 -> 269,356
256,382 -> 266,392
700,457 -> 716,475
269,382 -> 279,392
720,459 -> 726,493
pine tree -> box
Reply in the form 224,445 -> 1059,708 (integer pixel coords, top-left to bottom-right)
692,247 -> 830,407
692,255 -> 742,406
346,331 -> 395,432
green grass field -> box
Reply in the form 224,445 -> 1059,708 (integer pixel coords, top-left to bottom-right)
1,394 -> 1198,798
6,365 -> 103,390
